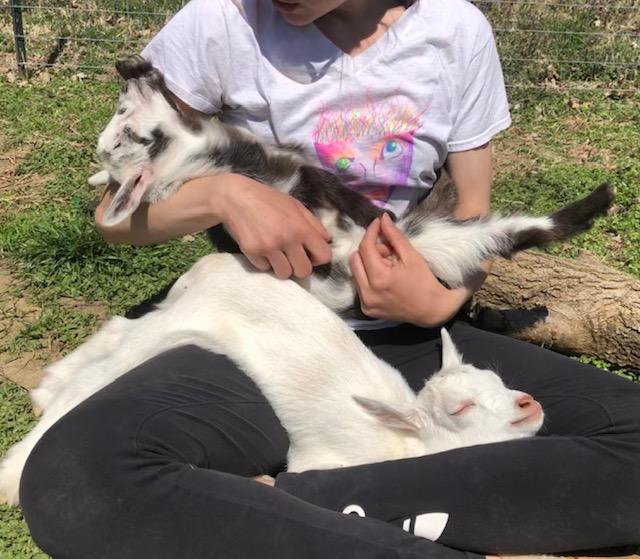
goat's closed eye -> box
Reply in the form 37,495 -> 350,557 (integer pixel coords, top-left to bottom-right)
450,400 -> 475,416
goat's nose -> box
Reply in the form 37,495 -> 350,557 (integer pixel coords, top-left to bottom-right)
516,393 -> 535,409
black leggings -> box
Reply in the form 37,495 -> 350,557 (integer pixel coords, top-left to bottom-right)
20,322 -> 640,559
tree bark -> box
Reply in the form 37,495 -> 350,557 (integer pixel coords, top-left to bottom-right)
472,251 -> 640,370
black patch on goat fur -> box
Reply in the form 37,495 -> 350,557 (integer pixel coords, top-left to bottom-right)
265,151 -> 305,186
206,164 -> 394,258
116,56 -> 204,133
313,261 -> 351,282
512,182 -> 614,252
400,172 -> 458,238
124,126 -> 151,145
312,263 -> 369,320
202,138 -> 274,254
313,263 -> 332,279
291,166 -> 387,229
124,281 -> 176,319
116,55 -> 153,80
278,141 -> 308,158
207,141 -> 270,182
336,214 -> 353,232
206,224 -> 240,254
205,129 -> 300,187
400,213 -> 425,238
148,127 -> 170,160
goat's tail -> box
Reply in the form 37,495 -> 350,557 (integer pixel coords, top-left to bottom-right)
399,182 -> 614,288
509,181 -> 614,251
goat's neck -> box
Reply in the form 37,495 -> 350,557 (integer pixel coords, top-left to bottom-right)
152,123 -> 227,190
382,430 -> 431,462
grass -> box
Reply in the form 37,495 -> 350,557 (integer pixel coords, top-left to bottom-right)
1,2 -> 640,557
491,89 -> 640,276
0,382 -> 45,559
0,205 -> 210,314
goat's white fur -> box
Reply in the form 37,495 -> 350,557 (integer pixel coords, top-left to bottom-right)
95,69 -> 560,313
0,254 -> 543,506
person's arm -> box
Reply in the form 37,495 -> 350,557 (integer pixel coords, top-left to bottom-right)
349,142 -> 493,327
446,142 -> 492,220
94,96 -> 332,279
95,171 -> 332,279
93,92 -> 223,246
444,141 -> 494,292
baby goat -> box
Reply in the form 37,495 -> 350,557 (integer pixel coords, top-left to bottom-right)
93,56 -> 613,317
0,253 -> 543,506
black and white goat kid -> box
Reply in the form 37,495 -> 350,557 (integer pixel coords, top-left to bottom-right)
95,56 -> 614,316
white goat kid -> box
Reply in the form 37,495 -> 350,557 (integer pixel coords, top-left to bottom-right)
93,56 -> 613,318
0,253 -> 543,506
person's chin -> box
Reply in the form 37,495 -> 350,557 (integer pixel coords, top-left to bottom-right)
272,1 -> 314,25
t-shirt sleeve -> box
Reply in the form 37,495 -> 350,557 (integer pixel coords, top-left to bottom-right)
447,22 -> 511,152
141,0 -> 229,115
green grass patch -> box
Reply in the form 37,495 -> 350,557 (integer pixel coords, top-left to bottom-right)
0,381 -> 45,559
1,4 -> 640,554
0,76 -> 119,148
6,303 -> 99,355
495,165 -> 639,270
479,1 -> 640,88
492,90 -> 640,277
0,206 -> 210,314
0,382 -> 37,456
576,356 -> 639,383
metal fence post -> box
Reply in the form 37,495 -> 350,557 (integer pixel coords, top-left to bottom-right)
10,0 -> 28,76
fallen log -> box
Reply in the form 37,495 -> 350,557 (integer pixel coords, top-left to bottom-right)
471,251 -> 640,371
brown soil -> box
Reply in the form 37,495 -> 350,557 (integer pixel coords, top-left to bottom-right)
0,261 -> 110,391
0,262 -> 48,390
0,145 -> 55,214
0,52 -> 17,76
494,111 -> 620,178
493,128 -> 565,176
0,137 -> 109,391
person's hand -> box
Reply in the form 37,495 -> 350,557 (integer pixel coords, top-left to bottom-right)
218,175 -> 332,279
349,213 -> 470,326
252,475 -> 276,487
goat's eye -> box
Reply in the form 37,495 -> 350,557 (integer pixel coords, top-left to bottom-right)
450,400 -> 475,416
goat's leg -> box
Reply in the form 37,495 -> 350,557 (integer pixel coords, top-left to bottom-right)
402,183 -> 613,288
30,316 -> 132,413
0,411 -> 67,505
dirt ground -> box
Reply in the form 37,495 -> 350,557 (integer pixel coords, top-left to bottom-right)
0,145 -> 108,391
0,262 -> 50,389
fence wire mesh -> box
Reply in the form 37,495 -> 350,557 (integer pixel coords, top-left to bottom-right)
1,1 -> 640,94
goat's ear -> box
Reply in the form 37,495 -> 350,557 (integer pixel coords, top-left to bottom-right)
101,167 -> 152,227
440,328 -> 463,369
353,395 -> 427,432
88,169 -> 110,186
115,55 -> 154,81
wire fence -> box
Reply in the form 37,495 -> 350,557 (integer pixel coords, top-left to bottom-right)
2,0 -> 640,94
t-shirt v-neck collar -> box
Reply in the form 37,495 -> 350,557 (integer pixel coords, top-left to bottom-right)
256,1 -> 421,84
308,1 -> 420,77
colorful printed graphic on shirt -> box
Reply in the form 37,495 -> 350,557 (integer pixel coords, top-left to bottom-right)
312,96 -> 424,207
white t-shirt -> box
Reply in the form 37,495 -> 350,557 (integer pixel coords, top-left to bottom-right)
142,0 -> 511,329
142,0 -> 510,218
